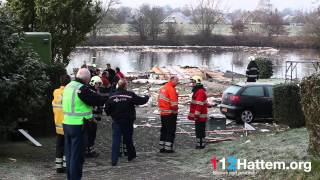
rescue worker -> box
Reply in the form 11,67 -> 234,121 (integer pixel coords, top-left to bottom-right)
85,76 -> 104,158
52,74 -> 71,173
62,68 -> 105,180
246,56 -> 260,82
105,79 -> 149,166
187,76 -> 208,149
158,76 -> 179,153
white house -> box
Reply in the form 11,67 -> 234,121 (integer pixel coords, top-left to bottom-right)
161,12 -> 191,25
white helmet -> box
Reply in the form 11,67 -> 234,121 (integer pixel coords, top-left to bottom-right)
191,75 -> 203,85
248,56 -> 255,61
89,76 -> 102,86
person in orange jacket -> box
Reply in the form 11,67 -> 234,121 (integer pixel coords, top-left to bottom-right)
158,76 -> 179,153
188,76 -> 208,149
52,74 -> 71,173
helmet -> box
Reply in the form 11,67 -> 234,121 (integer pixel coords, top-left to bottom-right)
248,56 -> 255,61
191,76 -> 202,84
89,76 -> 102,86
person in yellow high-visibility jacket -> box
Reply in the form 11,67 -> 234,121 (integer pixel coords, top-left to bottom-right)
52,74 -> 71,173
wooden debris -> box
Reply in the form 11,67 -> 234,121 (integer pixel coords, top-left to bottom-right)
206,137 -> 238,143
18,129 -> 42,147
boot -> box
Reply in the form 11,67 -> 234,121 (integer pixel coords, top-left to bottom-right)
55,157 -> 65,173
196,138 -> 205,149
164,142 -> 175,153
86,147 -> 99,158
159,141 -> 165,153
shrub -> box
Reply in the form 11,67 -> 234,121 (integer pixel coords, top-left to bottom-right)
300,73 -> 320,156
0,8 -> 50,139
273,83 -> 305,128
255,57 -> 273,79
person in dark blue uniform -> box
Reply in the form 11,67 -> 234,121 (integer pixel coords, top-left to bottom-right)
105,79 -> 149,166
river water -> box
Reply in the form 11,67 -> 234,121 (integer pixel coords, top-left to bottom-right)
67,46 -> 320,79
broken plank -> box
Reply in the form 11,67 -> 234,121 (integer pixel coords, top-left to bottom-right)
18,129 -> 42,147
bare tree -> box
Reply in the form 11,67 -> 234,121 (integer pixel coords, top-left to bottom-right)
92,0 -> 120,37
129,4 -> 151,41
129,5 -> 164,41
148,7 -> 164,40
165,23 -> 183,44
304,8 -> 320,44
191,0 -> 224,37
262,9 -> 286,37
231,20 -> 247,35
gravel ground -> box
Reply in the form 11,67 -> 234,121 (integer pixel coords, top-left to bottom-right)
0,82 -> 288,180
0,105 -> 286,180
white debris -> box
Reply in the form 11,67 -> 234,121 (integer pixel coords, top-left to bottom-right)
260,129 -> 270,132
153,110 -> 160,115
8,158 -> 17,163
132,79 -> 167,85
243,140 -> 251,144
244,123 -> 256,131
226,119 -> 233,125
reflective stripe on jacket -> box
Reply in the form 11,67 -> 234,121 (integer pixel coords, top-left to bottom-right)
188,87 -> 208,122
62,81 -> 93,125
52,86 -> 65,135
158,81 -> 178,116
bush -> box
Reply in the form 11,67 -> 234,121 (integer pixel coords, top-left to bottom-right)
0,8 -> 51,139
301,73 -> 320,156
273,83 -> 305,128
255,57 -> 273,79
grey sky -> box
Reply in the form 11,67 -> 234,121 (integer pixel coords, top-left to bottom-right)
110,0 -> 318,11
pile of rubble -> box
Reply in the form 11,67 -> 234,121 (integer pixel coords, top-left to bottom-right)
128,65 -> 238,85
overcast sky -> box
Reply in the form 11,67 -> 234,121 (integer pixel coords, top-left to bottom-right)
110,0 -> 319,11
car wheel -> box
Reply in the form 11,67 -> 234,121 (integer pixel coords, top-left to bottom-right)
240,110 -> 254,123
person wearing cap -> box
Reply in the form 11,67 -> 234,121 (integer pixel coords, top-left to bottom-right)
85,76 -> 104,158
52,74 -> 71,173
246,56 -> 260,82
188,76 -> 208,149
105,78 -> 149,166
158,76 -> 179,153
62,68 -> 105,180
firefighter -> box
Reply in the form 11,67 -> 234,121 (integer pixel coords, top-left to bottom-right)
85,76 -> 104,158
187,76 -> 208,149
105,79 -> 149,166
52,74 -> 71,173
158,76 -> 179,153
246,56 -> 260,82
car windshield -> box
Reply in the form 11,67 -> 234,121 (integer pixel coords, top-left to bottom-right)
224,85 -> 241,95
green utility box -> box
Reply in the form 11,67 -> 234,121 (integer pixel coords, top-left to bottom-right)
24,32 -> 52,64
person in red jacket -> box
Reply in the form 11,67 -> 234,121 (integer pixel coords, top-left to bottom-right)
158,76 -> 179,153
188,76 -> 208,149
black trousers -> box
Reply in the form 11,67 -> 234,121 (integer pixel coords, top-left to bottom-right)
86,120 -> 97,148
160,114 -> 177,150
112,120 -> 136,165
195,121 -> 206,148
195,121 -> 206,138
55,134 -> 65,169
247,77 -> 257,82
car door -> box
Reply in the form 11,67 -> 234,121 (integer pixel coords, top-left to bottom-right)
263,85 -> 273,118
239,86 -> 265,118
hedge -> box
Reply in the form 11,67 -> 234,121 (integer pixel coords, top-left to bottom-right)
255,57 -> 273,79
273,83 -> 305,128
301,73 -> 320,156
